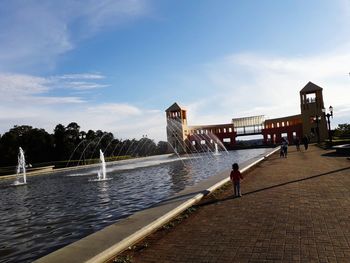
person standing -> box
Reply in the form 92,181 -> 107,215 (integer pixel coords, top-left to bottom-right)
294,137 -> 300,151
230,163 -> 243,197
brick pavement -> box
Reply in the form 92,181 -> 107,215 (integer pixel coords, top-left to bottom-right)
118,145 -> 350,263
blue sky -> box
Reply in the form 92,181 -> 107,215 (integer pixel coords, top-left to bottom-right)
0,0 -> 349,141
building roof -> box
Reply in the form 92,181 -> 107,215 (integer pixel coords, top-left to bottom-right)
188,123 -> 233,129
232,115 -> 265,127
265,114 -> 302,123
300,81 -> 323,93
165,102 -> 183,112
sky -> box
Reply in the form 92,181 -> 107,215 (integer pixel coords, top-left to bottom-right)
0,0 -> 349,141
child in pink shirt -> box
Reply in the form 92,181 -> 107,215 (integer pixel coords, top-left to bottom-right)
230,163 -> 243,197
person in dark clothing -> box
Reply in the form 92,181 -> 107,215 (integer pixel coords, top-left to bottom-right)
294,137 -> 300,151
282,138 -> 289,157
302,135 -> 309,150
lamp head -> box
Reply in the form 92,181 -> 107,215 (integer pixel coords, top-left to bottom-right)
329,105 -> 333,117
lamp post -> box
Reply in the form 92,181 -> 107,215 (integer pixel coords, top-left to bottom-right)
325,106 -> 333,143
313,115 -> 321,143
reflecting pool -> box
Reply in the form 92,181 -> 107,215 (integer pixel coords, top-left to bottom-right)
0,148 -> 271,262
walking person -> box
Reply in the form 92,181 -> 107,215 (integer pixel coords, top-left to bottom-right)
280,142 -> 285,158
230,163 -> 243,197
302,135 -> 309,150
282,137 -> 289,158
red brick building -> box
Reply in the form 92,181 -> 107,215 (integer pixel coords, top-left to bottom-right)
166,82 -> 329,153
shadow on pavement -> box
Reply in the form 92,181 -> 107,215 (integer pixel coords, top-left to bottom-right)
195,166 -> 350,207
244,166 -> 350,196
322,151 -> 350,157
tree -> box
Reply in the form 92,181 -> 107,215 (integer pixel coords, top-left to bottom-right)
53,124 -> 67,161
0,121 -> 167,167
333,123 -> 350,138
0,125 -> 54,166
156,141 -> 170,155
136,138 -> 156,156
0,130 -> 20,166
86,130 -> 96,140
66,122 -> 80,142
24,128 -> 54,164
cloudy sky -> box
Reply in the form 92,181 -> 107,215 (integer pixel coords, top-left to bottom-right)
0,0 -> 349,141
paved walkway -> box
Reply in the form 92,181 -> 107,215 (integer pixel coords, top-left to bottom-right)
121,145 -> 350,263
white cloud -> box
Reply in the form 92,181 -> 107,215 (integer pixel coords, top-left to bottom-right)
62,82 -> 108,90
56,74 -> 106,80
0,70 -> 167,141
0,0 -> 152,71
0,72 -> 108,103
0,73 -> 49,96
0,103 -> 166,141
87,103 -> 142,116
1,46 -> 349,141
77,0 -> 150,34
174,47 -> 350,130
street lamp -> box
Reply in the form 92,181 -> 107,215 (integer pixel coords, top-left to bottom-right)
313,115 -> 322,143
324,106 -> 333,143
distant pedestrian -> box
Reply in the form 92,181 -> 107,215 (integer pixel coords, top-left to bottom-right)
302,135 -> 309,150
230,163 -> 243,197
294,137 -> 300,151
280,143 -> 285,158
280,138 -> 288,158
282,138 -> 289,157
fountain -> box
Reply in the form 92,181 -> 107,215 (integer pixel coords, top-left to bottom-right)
66,139 -> 86,167
14,147 -> 27,185
213,143 -> 221,156
97,149 -> 110,181
88,133 -> 109,162
0,144 -> 272,263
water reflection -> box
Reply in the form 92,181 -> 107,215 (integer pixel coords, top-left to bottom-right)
168,161 -> 191,192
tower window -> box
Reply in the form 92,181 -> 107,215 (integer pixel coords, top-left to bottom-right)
306,93 -> 316,103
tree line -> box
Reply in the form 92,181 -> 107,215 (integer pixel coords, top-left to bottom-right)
0,122 -> 169,167
333,123 -> 350,138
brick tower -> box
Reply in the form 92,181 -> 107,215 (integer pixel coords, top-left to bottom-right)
300,82 -> 328,142
165,103 -> 188,153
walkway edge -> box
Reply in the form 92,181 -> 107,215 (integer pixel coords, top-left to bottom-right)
86,147 -> 280,263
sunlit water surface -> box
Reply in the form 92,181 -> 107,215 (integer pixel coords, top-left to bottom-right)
0,148 -> 271,262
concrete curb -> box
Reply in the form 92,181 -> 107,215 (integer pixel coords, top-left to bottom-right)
0,166 -> 55,180
86,147 -> 280,263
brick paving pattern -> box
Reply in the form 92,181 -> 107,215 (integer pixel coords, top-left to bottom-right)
126,146 -> 350,263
